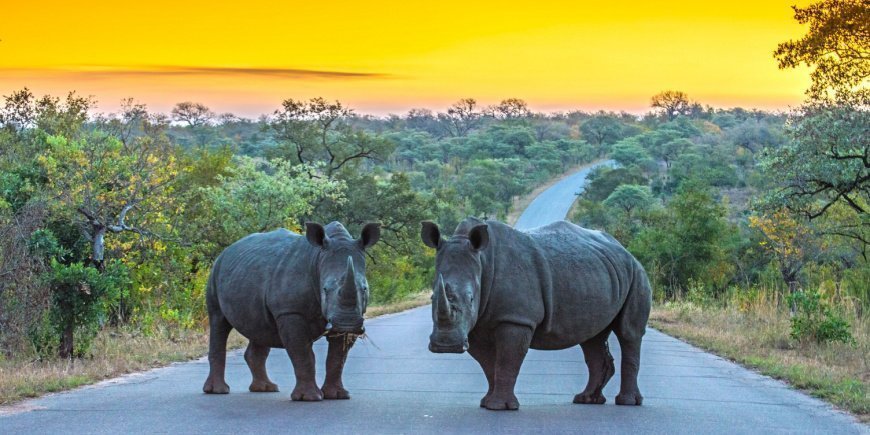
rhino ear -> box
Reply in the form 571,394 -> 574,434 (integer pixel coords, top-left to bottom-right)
358,222 -> 381,250
305,222 -> 328,249
468,224 -> 489,251
420,221 -> 443,249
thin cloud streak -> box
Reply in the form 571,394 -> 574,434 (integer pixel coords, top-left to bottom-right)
2,65 -> 392,80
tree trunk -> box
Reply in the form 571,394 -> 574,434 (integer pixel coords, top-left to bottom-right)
59,320 -> 74,359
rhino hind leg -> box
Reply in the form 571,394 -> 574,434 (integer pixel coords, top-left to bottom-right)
574,328 -> 615,405
467,338 -> 496,407
482,323 -> 532,411
612,274 -> 651,406
203,313 -> 232,394
245,342 -> 279,392
276,314 -> 323,401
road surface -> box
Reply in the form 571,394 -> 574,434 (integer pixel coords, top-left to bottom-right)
1,165 -> 866,434
514,160 -> 613,230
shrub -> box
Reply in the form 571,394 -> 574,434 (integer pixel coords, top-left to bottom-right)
787,290 -> 854,345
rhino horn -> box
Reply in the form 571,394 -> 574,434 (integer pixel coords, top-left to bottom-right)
339,256 -> 359,309
436,274 -> 451,322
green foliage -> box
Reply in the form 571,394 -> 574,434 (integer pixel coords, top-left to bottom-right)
198,156 -> 344,248
32,260 -> 131,358
629,181 -> 736,295
787,290 -> 855,345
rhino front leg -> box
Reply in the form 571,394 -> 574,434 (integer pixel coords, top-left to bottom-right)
203,313 -> 232,394
467,337 -> 495,408
483,323 -> 532,411
574,328 -> 615,404
321,334 -> 357,399
276,315 -> 323,401
245,342 -> 279,392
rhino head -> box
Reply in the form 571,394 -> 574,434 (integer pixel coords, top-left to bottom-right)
306,221 -> 380,336
420,220 -> 489,353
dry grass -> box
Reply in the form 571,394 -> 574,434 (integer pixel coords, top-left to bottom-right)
0,295 -> 433,406
650,301 -> 869,422
0,327 -> 246,406
366,291 -> 431,318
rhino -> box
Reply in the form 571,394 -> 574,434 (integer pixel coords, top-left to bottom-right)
203,221 -> 380,401
421,217 -> 651,410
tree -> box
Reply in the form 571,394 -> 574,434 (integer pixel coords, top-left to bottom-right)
762,101 -> 868,219
267,98 -> 394,178
171,102 -> 215,128
38,125 -> 180,269
630,181 -> 736,294
611,140 -> 652,168
199,157 -> 343,249
437,98 -> 482,137
774,0 -> 869,101
604,184 -> 655,220
579,112 -> 628,147
749,209 -> 817,290
489,98 -> 531,120
651,91 -> 692,121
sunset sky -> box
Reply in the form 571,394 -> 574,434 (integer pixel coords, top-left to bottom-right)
0,1 -> 812,117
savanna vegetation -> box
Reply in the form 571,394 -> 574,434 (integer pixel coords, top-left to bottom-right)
0,0 -> 865,419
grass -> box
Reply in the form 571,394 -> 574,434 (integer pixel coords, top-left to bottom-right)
0,294 -> 433,407
650,300 -> 869,422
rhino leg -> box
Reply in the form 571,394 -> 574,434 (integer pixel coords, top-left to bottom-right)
203,313 -> 232,394
613,279 -> 650,406
467,337 -> 495,407
321,334 -> 357,400
574,328 -> 614,405
614,336 -> 643,405
245,342 -> 279,392
482,323 -> 532,411
277,314 -> 323,401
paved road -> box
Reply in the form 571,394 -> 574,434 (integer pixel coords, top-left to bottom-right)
2,165 -> 866,434
514,160 -> 613,230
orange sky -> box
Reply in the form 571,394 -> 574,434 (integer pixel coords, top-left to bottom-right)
0,1 -> 812,117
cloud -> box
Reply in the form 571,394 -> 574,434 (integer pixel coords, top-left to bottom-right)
2,65 -> 391,80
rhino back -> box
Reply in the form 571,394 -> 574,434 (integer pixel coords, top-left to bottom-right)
527,221 -> 638,347
210,229 -> 319,345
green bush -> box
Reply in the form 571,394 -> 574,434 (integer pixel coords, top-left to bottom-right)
34,260 -> 131,358
787,290 -> 854,345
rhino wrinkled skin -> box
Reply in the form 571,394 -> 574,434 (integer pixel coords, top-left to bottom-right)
203,221 -> 379,401
422,217 -> 652,410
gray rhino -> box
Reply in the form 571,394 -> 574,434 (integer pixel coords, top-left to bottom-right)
203,221 -> 380,401
421,218 -> 651,410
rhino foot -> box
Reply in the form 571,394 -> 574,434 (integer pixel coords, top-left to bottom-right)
203,377 -> 230,394
290,384 -> 323,401
482,393 -> 519,411
615,391 -> 643,406
573,392 -> 606,405
249,380 -> 279,393
321,384 -> 350,400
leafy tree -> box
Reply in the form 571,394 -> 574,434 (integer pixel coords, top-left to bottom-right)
579,112 -> 629,147
611,139 -> 653,168
199,157 -> 343,248
630,181 -> 736,294
604,184 -> 655,220
437,98 -> 483,137
774,0 -> 869,101
489,98 -> 531,120
651,90 -> 692,121
267,98 -> 394,177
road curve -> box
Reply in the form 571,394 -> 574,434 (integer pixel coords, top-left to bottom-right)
1,165 -> 866,434
514,160 -> 613,230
